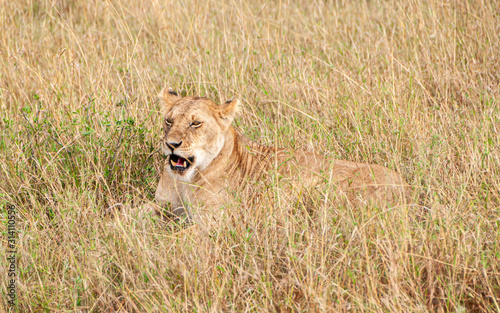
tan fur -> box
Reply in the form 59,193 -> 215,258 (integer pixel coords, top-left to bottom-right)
155,88 -> 408,222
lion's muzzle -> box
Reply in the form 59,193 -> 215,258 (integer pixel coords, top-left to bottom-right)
169,154 -> 195,173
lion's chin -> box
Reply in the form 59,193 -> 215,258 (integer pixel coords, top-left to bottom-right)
169,154 -> 195,173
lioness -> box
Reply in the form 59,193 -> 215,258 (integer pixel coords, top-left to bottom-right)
154,88 -> 407,221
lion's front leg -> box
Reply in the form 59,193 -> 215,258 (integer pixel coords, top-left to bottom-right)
154,165 -> 191,220
181,184 -> 230,228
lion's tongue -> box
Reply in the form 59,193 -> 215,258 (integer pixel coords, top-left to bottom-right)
176,157 -> 186,166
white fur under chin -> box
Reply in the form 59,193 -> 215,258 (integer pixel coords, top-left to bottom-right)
167,167 -> 196,183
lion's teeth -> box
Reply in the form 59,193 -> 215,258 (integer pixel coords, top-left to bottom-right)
183,160 -> 187,167
171,159 -> 176,166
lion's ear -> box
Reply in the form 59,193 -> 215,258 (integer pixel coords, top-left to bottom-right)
159,86 -> 181,116
218,98 -> 240,129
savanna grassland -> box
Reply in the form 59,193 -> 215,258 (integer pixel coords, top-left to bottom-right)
1,0 -> 499,311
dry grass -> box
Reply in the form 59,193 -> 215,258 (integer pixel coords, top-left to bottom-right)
1,0 -> 499,311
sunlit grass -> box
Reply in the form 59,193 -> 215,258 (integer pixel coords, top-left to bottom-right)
0,0 -> 499,311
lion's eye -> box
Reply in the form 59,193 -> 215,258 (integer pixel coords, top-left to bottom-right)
165,118 -> 173,126
190,121 -> 202,128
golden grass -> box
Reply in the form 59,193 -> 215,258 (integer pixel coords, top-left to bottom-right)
0,0 -> 499,311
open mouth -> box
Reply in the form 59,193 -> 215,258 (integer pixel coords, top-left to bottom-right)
169,154 -> 194,172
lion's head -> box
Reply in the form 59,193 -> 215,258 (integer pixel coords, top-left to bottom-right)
158,87 -> 240,182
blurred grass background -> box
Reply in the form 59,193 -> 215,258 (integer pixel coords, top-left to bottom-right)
0,0 -> 499,311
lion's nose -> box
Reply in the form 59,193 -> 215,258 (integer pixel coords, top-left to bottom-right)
167,140 -> 182,150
